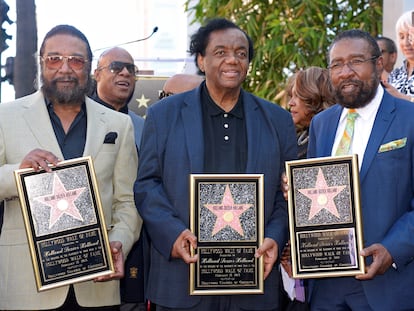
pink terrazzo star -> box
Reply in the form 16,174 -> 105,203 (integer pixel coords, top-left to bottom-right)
204,185 -> 252,236
34,173 -> 86,229
298,168 -> 346,220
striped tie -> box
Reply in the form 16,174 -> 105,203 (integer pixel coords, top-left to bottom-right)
335,109 -> 359,156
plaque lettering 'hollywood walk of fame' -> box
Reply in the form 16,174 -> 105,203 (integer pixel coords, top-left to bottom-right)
14,157 -> 114,291
285,155 -> 365,279
189,174 -> 264,295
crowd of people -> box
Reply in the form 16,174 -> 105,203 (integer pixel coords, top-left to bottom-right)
1,8 -> 414,311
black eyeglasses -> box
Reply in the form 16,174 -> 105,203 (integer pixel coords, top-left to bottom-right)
159,90 -> 174,100
41,55 -> 88,70
97,61 -> 139,76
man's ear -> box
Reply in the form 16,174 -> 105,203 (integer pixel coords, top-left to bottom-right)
197,54 -> 205,73
93,69 -> 101,81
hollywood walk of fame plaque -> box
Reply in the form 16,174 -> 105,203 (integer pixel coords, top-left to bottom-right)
14,157 -> 114,291
189,174 -> 264,295
285,155 -> 365,278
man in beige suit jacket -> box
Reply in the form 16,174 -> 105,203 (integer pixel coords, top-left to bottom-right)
0,25 -> 141,310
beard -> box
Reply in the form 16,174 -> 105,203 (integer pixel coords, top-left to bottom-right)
333,74 -> 380,109
41,73 -> 91,105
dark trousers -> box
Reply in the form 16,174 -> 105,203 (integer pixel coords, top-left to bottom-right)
0,201 -> 3,235
155,297 -> 279,311
310,277 -> 372,311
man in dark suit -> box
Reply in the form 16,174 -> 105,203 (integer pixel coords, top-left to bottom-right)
90,46 -> 146,311
134,18 -> 297,311
307,29 -> 414,310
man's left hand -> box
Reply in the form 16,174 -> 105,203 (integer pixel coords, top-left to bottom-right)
94,241 -> 124,282
255,238 -> 278,280
355,243 -> 393,280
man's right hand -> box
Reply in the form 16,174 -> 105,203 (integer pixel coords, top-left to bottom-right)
171,229 -> 198,264
20,149 -> 60,172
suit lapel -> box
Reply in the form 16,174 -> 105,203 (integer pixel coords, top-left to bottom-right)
22,92 -> 64,159
244,93 -> 260,173
359,94 -> 395,182
324,106 -> 343,156
83,98 -> 108,158
182,90 -> 204,172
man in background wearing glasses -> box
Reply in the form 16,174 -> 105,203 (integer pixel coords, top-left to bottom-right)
376,36 -> 398,82
0,25 -> 141,310
91,47 -> 144,150
90,47 -> 146,311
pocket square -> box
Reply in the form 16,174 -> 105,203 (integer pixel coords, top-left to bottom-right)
378,137 -> 407,153
104,132 -> 118,144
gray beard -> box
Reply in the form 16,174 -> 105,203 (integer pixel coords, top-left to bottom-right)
41,75 -> 91,105
334,78 -> 379,109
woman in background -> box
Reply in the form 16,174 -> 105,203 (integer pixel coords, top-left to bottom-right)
280,66 -> 335,311
384,10 -> 414,102
286,66 -> 335,159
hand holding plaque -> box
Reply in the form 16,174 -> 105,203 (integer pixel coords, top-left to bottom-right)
285,155 -> 365,279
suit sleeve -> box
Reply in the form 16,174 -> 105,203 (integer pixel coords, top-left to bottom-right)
134,108 -> 188,260
107,118 -> 142,256
265,109 -> 297,252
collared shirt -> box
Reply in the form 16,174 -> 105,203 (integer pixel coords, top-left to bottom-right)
201,83 -> 247,173
331,85 -> 383,170
46,99 -> 87,159
89,90 -> 129,114
389,60 -> 414,96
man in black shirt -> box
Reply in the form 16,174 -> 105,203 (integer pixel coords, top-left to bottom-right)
135,18 -> 297,311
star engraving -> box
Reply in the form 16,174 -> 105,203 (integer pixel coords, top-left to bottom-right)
136,94 -> 150,109
34,174 -> 86,229
204,185 -> 252,236
298,168 -> 346,220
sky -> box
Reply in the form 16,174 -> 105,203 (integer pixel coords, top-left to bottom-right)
1,0 -> 195,101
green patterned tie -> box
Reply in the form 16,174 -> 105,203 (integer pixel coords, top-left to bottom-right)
335,109 -> 359,156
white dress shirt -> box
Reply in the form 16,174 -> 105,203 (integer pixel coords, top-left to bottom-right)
331,85 -> 384,170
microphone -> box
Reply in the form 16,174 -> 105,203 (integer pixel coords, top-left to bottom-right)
94,26 -> 159,52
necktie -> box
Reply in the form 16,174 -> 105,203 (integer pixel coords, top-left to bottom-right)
335,109 -> 359,156
295,278 -> 306,302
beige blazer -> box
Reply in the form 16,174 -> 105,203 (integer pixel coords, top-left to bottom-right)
0,91 -> 141,309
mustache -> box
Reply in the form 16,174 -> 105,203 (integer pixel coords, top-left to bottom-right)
338,79 -> 362,88
52,76 -> 78,83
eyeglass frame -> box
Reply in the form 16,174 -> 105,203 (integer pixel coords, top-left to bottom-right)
327,56 -> 380,73
40,55 -> 89,70
96,61 -> 139,77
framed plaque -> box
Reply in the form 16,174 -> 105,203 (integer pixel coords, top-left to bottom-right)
285,155 -> 365,278
14,156 -> 114,291
189,174 -> 264,295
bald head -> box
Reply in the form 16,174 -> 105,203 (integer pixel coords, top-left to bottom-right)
94,47 -> 137,110
162,74 -> 204,96
98,47 -> 133,64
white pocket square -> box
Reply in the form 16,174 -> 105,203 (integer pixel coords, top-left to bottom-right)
378,138 -> 407,153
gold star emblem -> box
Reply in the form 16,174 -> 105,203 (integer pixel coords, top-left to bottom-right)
136,94 -> 150,110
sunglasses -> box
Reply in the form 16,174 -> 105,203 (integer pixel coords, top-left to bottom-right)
158,90 -> 174,100
98,61 -> 139,76
41,55 -> 88,70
